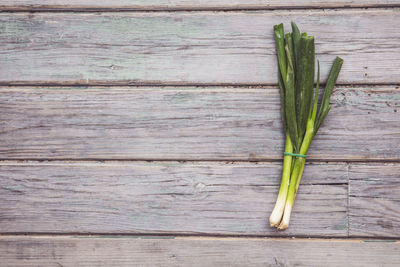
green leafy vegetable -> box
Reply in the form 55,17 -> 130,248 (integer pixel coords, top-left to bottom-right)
269,22 -> 343,230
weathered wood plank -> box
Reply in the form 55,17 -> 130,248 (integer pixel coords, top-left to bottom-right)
349,163 -> 400,237
0,87 -> 398,160
0,10 -> 399,84
0,161 -> 348,236
1,236 -> 399,267
1,0 -> 398,10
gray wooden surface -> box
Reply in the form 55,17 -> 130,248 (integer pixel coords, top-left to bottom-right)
1,236 -> 399,267
1,0 -> 399,10
0,10 -> 399,85
1,161 -> 398,237
349,164 -> 400,237
0,161 -> 348,236
0,1 -> 399,266
1,87 -> 398,160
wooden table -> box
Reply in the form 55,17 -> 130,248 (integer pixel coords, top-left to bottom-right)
1,1 -> 399,266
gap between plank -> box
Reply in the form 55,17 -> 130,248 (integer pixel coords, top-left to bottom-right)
1,82 -> 400,88
0,159 -> 399,164
346,163 -> 350,237
0,233 -> 398,241
0,84 -> 398,92
1,4 -> 400,13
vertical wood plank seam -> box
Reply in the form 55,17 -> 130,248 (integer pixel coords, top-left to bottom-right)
347,163 -> 350,237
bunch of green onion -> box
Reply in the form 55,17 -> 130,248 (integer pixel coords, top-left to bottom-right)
269,22 -> 343,230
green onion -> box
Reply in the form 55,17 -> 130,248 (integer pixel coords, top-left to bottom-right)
269,22 -> 343,230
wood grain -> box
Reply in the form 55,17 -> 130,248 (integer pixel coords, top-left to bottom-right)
349,163 -> 400,237
0,161 -> 348,236
1,236 -> 399,267
1,10 -> 399,85
1,0 -> 399,10
0,87 -> 399,160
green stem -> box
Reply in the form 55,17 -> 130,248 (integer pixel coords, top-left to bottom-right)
269,134 -> 293,227
278,120 -> 314,230
295,158 -> 306,192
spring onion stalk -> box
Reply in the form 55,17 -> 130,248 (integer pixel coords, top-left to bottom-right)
269,134 -> 293,227
269,22 -> 343,230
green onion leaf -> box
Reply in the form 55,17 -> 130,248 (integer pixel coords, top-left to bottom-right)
310,60 -> 320,124
315,56 -> 344,132
291,22 -> 301,76
284,44 -> 299,150
274,24 -> 287,87
278,69 -> 287,132
296,35 -> 315,140
285,33 -> 295,70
